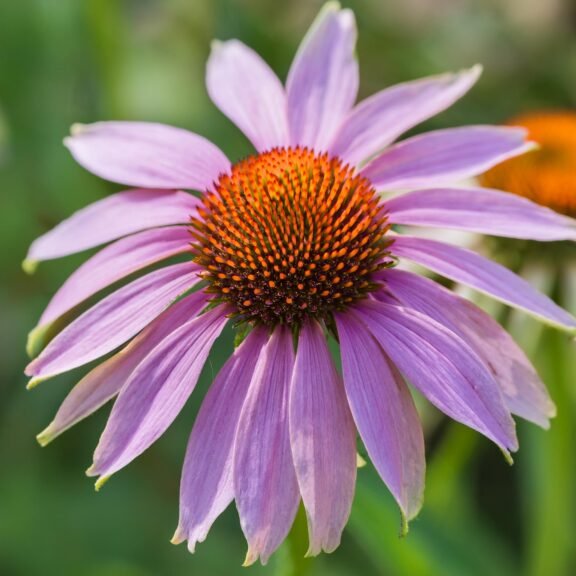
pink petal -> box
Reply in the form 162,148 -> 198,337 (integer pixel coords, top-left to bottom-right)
207,40 -> 289,152
290,320 -> 356,556
174,327 -> 269,553
362,126 -> 532,190
37,292 -> 207,446
234,326 -> 300,566
392,235 -> 576,331
38,227 -> 193,328
25,262 -> 201,381
336,313 -> 425,523
330,65 -> 481,167
26,189 -> 198,264
380,269 -> 555,428
65,121 -> 230,191
286,4 -> 358,151
354,300 -> 518,454
88,305 -> 229,480
386,187 -> 576,241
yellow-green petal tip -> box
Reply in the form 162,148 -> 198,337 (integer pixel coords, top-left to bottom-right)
22,259 -> 37,275
170,528 -> 185,546
26,376 -> 45,390
70,122 -> 87,136
94,474 -> 111,491
26,324 -> 50,358
36,425 -> 56,447
399,510 -> 409,538
242,548 -> 258,567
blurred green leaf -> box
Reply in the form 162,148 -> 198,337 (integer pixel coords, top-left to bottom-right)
349,467 -> 518,576
522,328 -> 576,576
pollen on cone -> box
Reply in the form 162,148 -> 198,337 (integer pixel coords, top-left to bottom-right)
191,146 -> 391,326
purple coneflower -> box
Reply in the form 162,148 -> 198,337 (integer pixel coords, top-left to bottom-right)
25,2 -> 576,565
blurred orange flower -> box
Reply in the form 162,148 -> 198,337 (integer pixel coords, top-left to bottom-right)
482,112 -> 576,217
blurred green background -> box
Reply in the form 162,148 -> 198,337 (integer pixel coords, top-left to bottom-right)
1,0 -> 576,575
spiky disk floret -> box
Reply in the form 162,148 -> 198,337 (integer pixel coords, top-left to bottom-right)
191,147 -> 391,326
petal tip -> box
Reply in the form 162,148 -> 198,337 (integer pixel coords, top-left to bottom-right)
26,375 -> 45,390
501,448 -> 514,466
36,425 -> 56,447
399,510 -> 409,538
305,538 -> 339,557
466,63 -> 483,81
404,493 -> 425,525
242,547 -> 260,567
506,422 -> 519,456
210,39 -> 224,52
471,62 -> 483,74
170,527 -> 185,546
533,398 -> 557,427
338,7 -> 356,27
304,547 -> 319,559
398,492 -> 424,536
312,1 -> 343,25
324,1 -> 342,12
70,123 -> 88,137
22,258 -> 37,275
26,325 -> 48,358
93,474 -> 111,491
536,418 -> 552,431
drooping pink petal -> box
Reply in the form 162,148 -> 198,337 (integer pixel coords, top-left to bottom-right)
330,65 -> 481,167
362,126 -> 532,190
286,3 -> 358,151
26,189 -> 198,264
392,235 -> 576,331
37,292 -> 207,446
386,187 -> 576,241
38,227 -> 193,327
207,40 -> 289,152
379,269 -> 555,427
290,320 -> 356,556
173,327 -> 269,553
25,262 -> 201,381
234,326 -> 300,566
65,121 -> 230,190
335,313 -> 425,523
88,305 -> 229,481
354,300 -> 518,454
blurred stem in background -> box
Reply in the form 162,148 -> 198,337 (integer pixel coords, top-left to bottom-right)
86,0 -> 125,117
520,327 -> 576,576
